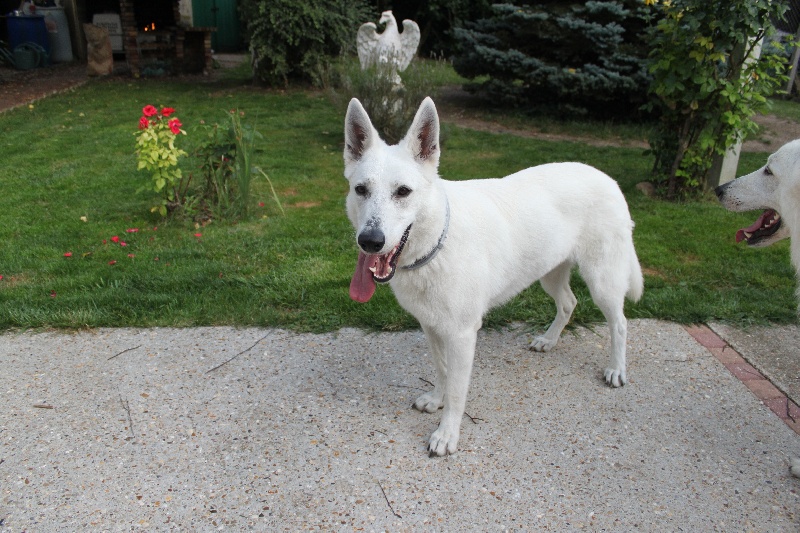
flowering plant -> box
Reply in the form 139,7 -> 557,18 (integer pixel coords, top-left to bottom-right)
135,105 -> 188,216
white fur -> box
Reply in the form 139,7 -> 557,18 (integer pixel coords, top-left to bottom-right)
791,457 -> 800,478
716,139 -> 800,278
344,97 -> 644,456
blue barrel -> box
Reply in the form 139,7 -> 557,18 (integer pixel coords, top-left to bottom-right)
7,15 -> 51,58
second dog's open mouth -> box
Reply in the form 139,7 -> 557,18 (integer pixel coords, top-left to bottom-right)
736,209 -> 781,245
349,225 -> 411,303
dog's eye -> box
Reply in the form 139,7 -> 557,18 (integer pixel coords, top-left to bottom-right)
354,184 -> 368,196
764,166 -> 773,176
396,186 -> 412,198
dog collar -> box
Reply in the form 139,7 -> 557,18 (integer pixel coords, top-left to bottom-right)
402,197 -> 450,271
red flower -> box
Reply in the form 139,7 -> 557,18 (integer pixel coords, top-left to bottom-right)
120,241 -> 127,247
111,236 -> 120,243
168,118 -> 182,135
108,260 -> 117,266
142,105 -> 158,117
138,116 -> 149,130
50,290 -> 57,298
194,233 -> 202,237
128,253 -> 135,258
161,107 -> 175,117
126,228 -> 139,233
63,252 -> 72,257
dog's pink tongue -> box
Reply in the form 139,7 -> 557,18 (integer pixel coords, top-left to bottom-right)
350,252 -> 378,303
735,210 -> 772,243
735,229 -> 749,243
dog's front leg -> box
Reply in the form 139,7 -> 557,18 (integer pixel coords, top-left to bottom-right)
427,326 -> 478,457
413,324 -> 447,413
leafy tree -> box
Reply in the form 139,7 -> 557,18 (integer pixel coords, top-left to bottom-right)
644,0 -> 791,198
240,0 -> 373,86
451,1 -> 653,117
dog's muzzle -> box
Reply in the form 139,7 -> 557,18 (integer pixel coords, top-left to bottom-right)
350,225 -> 412,303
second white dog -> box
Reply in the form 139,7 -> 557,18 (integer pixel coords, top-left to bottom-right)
344,97 -> 644,456
715,140 -> 796,259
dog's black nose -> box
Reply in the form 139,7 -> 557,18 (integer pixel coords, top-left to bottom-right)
714,182 -> 728,199
358,228 -> 385,254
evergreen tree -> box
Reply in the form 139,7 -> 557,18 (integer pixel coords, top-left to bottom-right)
452,1 -> 653,117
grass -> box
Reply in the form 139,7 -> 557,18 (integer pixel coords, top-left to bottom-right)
766,97 -> 800,123
0,68 -> 796,332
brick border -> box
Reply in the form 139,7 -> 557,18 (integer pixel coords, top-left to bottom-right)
685,324 -> 800,435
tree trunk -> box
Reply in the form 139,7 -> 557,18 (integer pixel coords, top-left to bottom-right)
667,116 -> 693,200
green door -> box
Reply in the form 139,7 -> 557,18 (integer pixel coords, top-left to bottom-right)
192,0 -> 242,52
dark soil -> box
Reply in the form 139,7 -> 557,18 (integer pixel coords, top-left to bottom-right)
0,62 -> 87,113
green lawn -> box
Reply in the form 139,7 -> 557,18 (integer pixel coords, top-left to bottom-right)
0,74 -> 795,331
766,97 -> 800,123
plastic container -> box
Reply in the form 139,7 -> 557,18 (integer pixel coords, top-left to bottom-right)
13,46 -> 39,70
38,7 -> 73,62
7,14 -> 51,60
13,42 -> 47,70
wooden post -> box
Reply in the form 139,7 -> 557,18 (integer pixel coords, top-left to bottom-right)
785,24 -> 800,95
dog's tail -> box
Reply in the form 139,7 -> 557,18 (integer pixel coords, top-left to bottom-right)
626,241 -> 644,303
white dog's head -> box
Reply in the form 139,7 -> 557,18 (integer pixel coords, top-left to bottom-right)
715,139 -> 800,247
343,97 -> 441,302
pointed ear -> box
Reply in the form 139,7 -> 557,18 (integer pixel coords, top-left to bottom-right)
405,97 -> 440,167
344,98 -> 375,166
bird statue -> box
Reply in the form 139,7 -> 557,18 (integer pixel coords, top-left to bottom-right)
357,11 -> 420,84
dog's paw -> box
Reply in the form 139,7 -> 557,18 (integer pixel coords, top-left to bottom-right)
790,457 -> 800,478
428,425 -> 459,457
413,391 -> 444,413
604,367 -> 627,388
530,335 -> 557,352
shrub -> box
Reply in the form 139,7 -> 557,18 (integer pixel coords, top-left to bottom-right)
133,106 -> 281,222
240,0 -> 372,86
134,105 -> 188,217
451,1 -> 653,117
644,0 -> 791,198
190,110 -> 283,220
323,56 -> 446,144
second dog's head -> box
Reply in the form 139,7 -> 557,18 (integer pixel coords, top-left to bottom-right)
715,139 -> 800,247
343,97 -> 441,301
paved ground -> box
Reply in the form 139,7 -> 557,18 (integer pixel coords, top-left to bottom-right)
711,322 -> 800,406
1,320 -> 798,530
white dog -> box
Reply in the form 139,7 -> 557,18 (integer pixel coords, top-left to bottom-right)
344,97 -> 644,456
715,140 -> 800,479
715,140 -> 797,260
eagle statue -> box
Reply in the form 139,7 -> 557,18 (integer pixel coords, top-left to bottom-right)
357,11 -> 420,83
